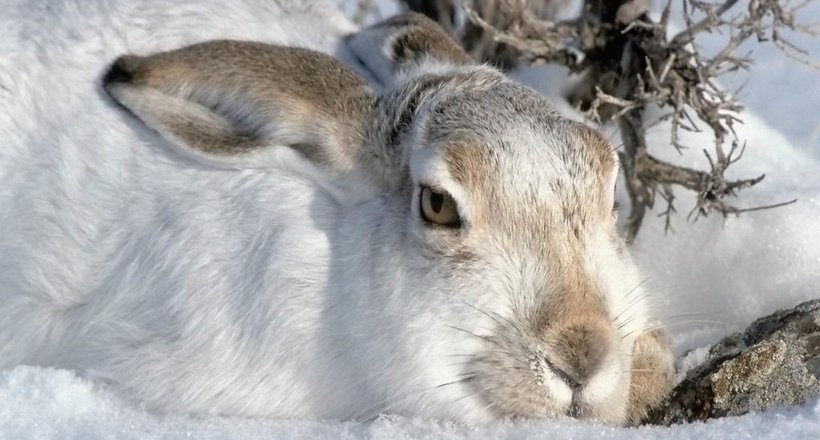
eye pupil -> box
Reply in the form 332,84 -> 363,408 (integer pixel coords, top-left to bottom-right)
429,192 -> 443,213
419,186 -> 461,228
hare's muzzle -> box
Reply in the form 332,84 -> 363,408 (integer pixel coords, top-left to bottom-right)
539,320 -> 618,392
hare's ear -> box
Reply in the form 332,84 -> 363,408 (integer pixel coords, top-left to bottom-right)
103,40 -> 376,176
346,12 -> 472,87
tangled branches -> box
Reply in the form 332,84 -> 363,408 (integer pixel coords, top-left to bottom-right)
405,0 -> 813,241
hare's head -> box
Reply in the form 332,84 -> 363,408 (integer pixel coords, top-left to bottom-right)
103,13 -> 662,425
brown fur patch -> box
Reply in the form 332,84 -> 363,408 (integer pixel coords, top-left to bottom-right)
625,329 -> 675,425
442,140 -> 497,228
382,12 -> 472,66
577,125 -> 619,218
107,41 -> 373,168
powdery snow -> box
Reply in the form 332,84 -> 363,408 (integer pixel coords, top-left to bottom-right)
2,0 -> 819,439
2,366 -> 820,440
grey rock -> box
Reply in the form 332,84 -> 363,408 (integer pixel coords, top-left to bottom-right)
645,299 -> 820,425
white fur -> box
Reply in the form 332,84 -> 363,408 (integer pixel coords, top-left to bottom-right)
0,0 -> 659,424
0,0 -> 369,419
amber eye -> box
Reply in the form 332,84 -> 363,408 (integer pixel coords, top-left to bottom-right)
420,186 -> 461,227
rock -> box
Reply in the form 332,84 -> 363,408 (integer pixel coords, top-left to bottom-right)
645,299 -> 820,425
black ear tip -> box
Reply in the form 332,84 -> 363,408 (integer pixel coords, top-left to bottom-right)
103,55 -> 142,86
103,61 -> 133,85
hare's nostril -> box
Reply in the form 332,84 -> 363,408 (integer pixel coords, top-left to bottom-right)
545,322 -> 615,387
547,359 -> 582,390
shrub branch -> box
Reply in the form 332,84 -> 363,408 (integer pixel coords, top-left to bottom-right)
405,0 -> 813,241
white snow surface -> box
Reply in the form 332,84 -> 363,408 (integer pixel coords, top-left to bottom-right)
2,0 -> 819,439
1,366 -> 820,440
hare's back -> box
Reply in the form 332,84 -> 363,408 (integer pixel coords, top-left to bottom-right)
0,0 -> 351,368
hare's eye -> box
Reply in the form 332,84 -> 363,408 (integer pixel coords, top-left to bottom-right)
420,187 -> 461,227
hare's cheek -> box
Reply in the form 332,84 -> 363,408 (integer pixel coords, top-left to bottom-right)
406,221 -> 475,263
467,345 -> 573,419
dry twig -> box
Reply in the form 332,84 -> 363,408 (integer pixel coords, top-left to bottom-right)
405,0 -> 815,242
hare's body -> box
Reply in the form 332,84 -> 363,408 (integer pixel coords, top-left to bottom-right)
0,0 -> 674,425
0,0 -> 372,418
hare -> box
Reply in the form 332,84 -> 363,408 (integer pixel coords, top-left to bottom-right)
0,0 -> 673,426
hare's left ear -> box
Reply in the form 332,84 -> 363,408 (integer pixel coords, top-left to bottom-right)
103,40 -> 391,184
346,12 -> 473,87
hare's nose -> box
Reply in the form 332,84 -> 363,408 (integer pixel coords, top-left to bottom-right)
544,321 -> 615,389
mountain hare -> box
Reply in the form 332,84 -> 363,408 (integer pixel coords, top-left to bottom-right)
0,0 -> 672,426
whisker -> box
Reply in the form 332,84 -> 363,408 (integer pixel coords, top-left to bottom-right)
616,301 -> 653,333
656,311 -> 728,321
448,361 -> 479,369
613,276 -> 654,322
452,390 -> 480,404
617,306 -> 646,331
353,375 -> 477,422
460,300 -> 525,338
621,319 -> 728,340
653,319 -> 728,328
437,375 -> 477,389
447,324 -> 489,339
461,300 -> 504,325
349,385 -> 428,422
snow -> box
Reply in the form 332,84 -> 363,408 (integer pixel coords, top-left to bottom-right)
633,108 -> 820,353
2,366 -> 820,440
2,0 -> 819,439
655,0 -> 820,151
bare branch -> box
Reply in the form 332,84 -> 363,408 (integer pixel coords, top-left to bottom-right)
405,0 -> 816,240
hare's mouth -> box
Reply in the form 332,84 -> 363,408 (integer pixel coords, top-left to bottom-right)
459,329 -> 629,424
